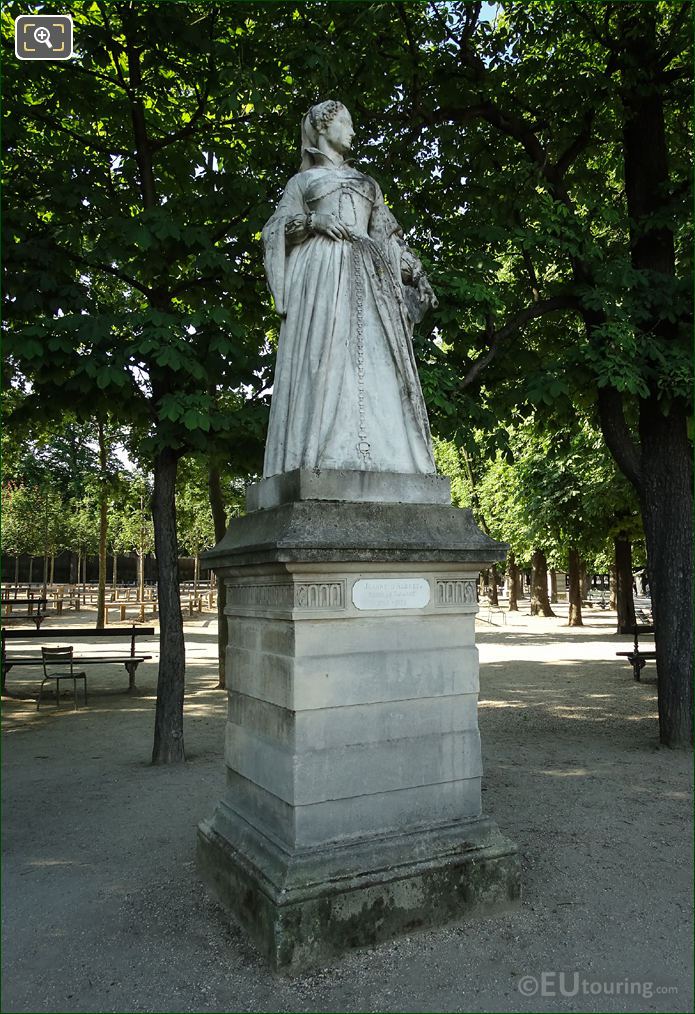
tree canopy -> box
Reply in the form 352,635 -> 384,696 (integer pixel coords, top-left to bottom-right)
3,1 -> 691,750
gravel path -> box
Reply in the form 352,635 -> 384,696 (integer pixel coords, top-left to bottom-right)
1,604 -> 692,1013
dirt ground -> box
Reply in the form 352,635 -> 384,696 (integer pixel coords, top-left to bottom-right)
1,602 -> 692,1014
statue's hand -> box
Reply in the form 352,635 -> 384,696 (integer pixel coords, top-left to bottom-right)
311,213 -> 353,242
416,274 -> 438,309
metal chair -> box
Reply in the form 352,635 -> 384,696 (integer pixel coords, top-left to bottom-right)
38,646 -> 87,711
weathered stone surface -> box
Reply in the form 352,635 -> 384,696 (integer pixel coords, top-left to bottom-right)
197,95 -> 519,970
198,811 -> 520,972
221,770 -> 484,848
262,102 -> 438,477
198,499 -> 518,970
227,641 -> 479,710
246,468 -> 451,511
227,692 -> 480,749
202,499 -> 507,569
224,725 -> 482,806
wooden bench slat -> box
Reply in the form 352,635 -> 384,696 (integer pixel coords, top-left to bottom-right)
5,656 -> 152,665
2,626 -> 156,694
1,627 -> 155,639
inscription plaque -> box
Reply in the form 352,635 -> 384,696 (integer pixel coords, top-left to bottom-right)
352,578 -> 431,611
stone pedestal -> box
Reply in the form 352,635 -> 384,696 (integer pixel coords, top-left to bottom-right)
198,473 -> 520,971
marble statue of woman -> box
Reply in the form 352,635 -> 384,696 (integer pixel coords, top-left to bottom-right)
262,100 -> 438,478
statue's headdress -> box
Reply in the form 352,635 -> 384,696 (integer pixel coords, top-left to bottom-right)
300,100 -> 345,170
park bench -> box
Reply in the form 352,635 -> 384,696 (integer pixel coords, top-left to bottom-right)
0,597 -> 48,629
104,601 -> 157,624
616,624 -> 656,681
1,625 -> 155,696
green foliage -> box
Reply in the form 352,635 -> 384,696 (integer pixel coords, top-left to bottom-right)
175,464 -> 215,557
432,437 -> 473,509
67,496 -> 102,557
1,483 -> 38,559
2,481 -> 68,561
111,474 -> 155,558
5,3 -> 690,464
3,1 -> 276,468
3,3 -> 688,630
478,412 -> 644,569
350,1 -> 692,435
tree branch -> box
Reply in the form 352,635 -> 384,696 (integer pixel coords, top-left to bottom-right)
555,107 -> 596,179
23,110 -> 129,157
89,260 -> 153,297
397,3 -> 422,116
57,246 -> 154,297
150,86 -> 210,152
458,295 -> 580,389
168,267 -> 257,299
597,386 -> 642,493
167,273 -> 223,298
121,9 -> 157,210
69,61 -> 129,93
657,2 -> 691,70
209,204 -> 259,244
97,2 -> 130,94
573,6 -> 619,53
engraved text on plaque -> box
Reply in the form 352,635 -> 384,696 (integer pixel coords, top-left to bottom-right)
352,578 -> 431,611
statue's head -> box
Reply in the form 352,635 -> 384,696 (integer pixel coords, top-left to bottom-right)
300,101 -> 354,169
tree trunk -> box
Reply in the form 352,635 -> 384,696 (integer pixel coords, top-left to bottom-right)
507,551 -> 519,611
14,556 -> 19,584
28,557 -> 34,587
617,4 -> 693,746
530,549 -> 555,617
151,446 -> 186,764
567,547 -> 583,627
137,552 -> 145,623
488,563 -> 499,606
96,421 -> 108,629
76,551 -> 81,599
121,14 -> 186,758
579,560 -> 590,600
639,410 -> 692,745
82,553 -> 87,594
42,553 -> 48,597
614,535 -> 636,633
49,554 -> 55,586
208,463 -> 228,690
609,563 -> 617,610
549,569 -> 558,604
193,554 -> 200,596
112,553 -> 118,592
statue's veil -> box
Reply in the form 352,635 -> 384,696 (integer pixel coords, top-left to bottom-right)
299,110 -> 319,171
299,101 -> 345,170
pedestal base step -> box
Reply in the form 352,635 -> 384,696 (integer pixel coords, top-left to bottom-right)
246,468 -> 452,511
197,813 -> 520,973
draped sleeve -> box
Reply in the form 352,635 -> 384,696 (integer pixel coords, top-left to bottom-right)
368,181 -> 433,325
262,174 -> 307,316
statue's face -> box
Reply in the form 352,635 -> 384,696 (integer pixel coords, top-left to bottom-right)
322,107 -> 354,155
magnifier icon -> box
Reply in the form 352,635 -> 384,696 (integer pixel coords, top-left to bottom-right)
33,26 -> 52,48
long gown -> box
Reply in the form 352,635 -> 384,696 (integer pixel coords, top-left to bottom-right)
262,154 -> 436,478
